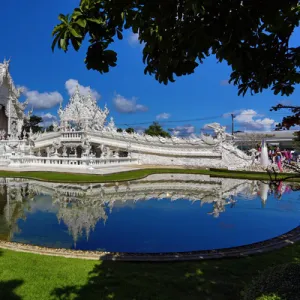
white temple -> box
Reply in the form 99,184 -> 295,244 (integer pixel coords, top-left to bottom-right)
0,60 -> 256,171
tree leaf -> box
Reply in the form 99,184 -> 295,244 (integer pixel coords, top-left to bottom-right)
69,27 -> 82,38
72,8 -> 83,20
51,33 -> 61,52
104,50 -> 117,59
71,38 -> 81,51
117,30 -> 123,40
59,38 -> 67,51
75,18 -> 87,28
87,17 -> 105,25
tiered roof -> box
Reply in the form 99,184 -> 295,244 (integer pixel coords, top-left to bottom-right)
58,85 -> 109,130
0,59 -> 27,119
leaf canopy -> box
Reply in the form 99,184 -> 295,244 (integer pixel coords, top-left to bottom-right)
52,0 -> 300,96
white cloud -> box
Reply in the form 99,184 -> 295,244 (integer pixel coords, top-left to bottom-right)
22,87 -> 63,109
65,79 -> 100,100
234,109 -> 276,131
169,125 -> 195,137
128,32 -> 139,46
42,112 -> 56,119
156,113 -> 171,120
112,93 -> 148,113
222,109 -> 243,118
39,113 -> 57,127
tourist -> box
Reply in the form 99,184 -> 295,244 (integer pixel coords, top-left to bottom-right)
282,149 -> 288,162
275,181 -> 283,200
275,147 -> 283,172
257,143 -> 261,152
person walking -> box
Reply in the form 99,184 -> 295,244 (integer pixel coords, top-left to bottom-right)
275,147 -> 283,172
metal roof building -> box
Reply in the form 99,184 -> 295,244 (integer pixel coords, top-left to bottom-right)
232,130 -> 298,149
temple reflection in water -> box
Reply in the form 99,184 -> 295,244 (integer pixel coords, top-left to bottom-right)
0,174 -> 298,248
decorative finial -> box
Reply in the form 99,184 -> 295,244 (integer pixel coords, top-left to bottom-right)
86,88 -> 92,99
3,57 -> 10,65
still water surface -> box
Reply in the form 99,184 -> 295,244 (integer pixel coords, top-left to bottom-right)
0,174 -> 299,253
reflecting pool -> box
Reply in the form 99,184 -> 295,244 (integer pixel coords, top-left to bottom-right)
0,174 -> 299,253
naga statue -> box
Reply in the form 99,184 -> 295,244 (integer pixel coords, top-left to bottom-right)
201,123 -> 232,146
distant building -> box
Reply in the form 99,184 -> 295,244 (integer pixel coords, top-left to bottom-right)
232,130 -> 297,150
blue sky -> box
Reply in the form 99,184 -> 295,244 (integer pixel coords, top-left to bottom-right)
1,0 -> 299,136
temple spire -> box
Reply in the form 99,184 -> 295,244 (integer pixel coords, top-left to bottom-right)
75,84 -> 80,95
86,88 -> 92,100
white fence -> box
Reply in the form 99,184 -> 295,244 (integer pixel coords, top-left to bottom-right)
9,156 -> 138,168
61,131 -> 84,140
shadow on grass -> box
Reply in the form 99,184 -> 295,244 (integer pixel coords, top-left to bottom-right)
0,279 -> 23,300
50,242 -> 300,300
0,250 -> 23,300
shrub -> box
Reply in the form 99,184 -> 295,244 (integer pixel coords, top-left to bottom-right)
244,262 -> 300,300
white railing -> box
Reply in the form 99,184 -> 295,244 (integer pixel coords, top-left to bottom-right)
9,156 -> 138,168
61,131 -> 84,140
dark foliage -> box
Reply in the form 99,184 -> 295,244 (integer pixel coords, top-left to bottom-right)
22,115 -> 43,134
144,121 -> 171,137
244,262 -> 300,300
52,0 -> 300,97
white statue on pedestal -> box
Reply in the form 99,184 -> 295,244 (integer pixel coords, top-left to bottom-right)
52,121 -> 59,132
62,145 -> 67,157
260,139 -> 269,168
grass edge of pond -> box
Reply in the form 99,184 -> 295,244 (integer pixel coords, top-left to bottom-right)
0,168 -> 299,183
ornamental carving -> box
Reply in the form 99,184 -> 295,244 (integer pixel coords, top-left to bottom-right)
58,85 -> 109,131
0,59 -> 27,136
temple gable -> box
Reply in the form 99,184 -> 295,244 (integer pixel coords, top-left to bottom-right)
0,59 -> 27,138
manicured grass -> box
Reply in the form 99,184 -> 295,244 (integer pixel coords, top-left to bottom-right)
0,168 -> 299,183
1,242 -> 300,300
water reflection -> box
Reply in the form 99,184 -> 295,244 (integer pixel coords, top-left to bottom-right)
0,174 -> 299,252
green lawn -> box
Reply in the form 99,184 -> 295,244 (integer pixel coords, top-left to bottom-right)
1,243 -> 300,300
0,168 -> 299,299
0,168 -> 299,183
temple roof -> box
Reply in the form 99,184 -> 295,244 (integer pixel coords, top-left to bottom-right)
0,59 -> 21,98
0,59 -> 27,118
58,85 -> 109,130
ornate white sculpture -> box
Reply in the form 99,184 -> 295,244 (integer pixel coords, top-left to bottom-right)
0,130 -> 6,140
52,121 -> 59,132
0,60 -> 27,138
106,117 -> 116,132
201,123 -> 232,145
58,86 -> 109,132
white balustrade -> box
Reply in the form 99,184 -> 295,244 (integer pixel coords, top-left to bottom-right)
61,131 -> 84,140
9,156 -> 138,168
